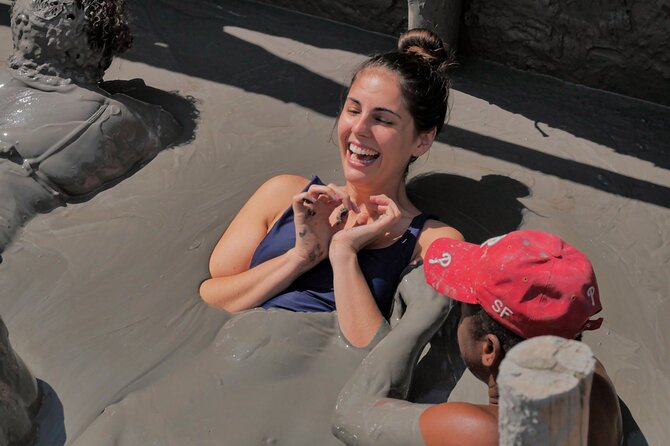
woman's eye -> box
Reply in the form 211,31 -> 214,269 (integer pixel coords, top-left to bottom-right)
375,117 -> 392,124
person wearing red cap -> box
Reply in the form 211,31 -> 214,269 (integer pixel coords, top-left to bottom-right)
332,230 -> 623,446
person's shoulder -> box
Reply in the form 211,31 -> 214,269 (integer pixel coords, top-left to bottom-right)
420,402 -> 498,446
422,219 -> 464,241
256,174 -> 311,197
246,175 -> 311,224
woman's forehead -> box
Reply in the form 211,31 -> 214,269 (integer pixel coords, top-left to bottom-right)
348,69 -> 405,110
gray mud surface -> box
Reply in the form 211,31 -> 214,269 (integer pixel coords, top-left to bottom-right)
0,0 -> 668,444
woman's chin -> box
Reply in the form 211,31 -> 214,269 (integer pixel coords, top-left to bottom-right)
343,169 -> 386,191
343,163 -> 373,182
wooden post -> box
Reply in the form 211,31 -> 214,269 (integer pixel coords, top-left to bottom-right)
498,335 -> 595,446
407,0 -> 463,52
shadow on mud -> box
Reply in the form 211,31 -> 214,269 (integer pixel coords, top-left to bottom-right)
437,126 -> 670,209
407,172 -> 530,244
451,60 -> 670,171
620,397 -> 649,446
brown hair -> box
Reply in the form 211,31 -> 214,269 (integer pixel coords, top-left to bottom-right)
350,28 -> 455,137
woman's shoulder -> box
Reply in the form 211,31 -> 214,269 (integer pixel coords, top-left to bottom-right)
247,175 -> 313,227
257,174 -> 312,195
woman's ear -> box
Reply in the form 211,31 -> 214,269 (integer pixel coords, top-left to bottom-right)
481,334 -> 503,368
412,127 -> 437,157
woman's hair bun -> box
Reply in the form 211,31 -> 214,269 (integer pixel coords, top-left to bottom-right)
397,28 -> 455,74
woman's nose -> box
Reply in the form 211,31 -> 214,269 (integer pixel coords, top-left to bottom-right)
351,114 -> 371,136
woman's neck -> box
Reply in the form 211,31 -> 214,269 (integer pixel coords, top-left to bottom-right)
345,179 -> 415,216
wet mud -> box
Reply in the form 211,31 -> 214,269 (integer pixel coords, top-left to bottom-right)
0,0 -> 198,261
0,0 -> 668,445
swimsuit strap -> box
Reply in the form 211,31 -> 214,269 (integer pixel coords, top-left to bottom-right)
407,212 -> 434,237
1,102 -> 110,200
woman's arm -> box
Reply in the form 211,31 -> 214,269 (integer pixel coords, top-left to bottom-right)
199,175 -> 312,311
330,248 -> 385,347
329,195 -> 400,347
201,175 -> 357,312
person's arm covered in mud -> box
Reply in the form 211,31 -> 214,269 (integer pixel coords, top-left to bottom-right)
200,175 -> 356,312
332,265 -> 456,445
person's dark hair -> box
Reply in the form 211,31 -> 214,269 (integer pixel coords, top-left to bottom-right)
351,28 -> 455,136
468,304 -> 525,354
468,304 -> 584,354
79,0 -> 133,69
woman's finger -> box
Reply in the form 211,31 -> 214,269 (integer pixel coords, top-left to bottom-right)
306,184 -> 342,204
369,194 -> 389,204
294,188 -> 336,207
371,195 -> 401,220
352,212 -> 369,227
293,191 -> 316,208
370,194 -> 397,210
292,192 -> 320,218
327,183 -> 360,213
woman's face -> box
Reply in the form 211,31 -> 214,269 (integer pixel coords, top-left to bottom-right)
337,68 -> 433,190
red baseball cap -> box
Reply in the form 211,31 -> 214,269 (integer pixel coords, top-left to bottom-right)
424,230 -> 603,339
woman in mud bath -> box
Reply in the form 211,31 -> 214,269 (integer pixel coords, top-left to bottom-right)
200,29 -> 463,347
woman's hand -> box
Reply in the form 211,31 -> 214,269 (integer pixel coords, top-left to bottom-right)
290,183 -> 358,267
329,195 -> 401,261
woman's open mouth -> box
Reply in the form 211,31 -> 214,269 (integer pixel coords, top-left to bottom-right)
347,143 -> 380,166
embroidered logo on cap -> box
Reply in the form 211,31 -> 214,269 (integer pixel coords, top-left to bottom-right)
428,252 -> 452,268
587,286 -> 596,305
492,299 -> 514,318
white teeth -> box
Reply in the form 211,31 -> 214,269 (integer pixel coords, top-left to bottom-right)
348,144 -> 379,157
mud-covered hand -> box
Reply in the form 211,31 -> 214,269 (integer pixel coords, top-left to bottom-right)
291,183 -> 358,267
329,195 -> 401,258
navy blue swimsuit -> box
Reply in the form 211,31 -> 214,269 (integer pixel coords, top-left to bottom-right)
251,176 -> 431,318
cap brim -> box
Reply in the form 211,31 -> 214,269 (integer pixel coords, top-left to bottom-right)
424,238 -> 482,304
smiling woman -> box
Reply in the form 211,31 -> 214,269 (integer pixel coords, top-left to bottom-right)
200,28 -> 464,347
